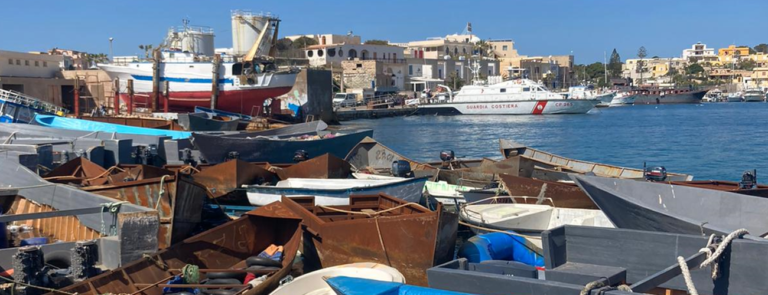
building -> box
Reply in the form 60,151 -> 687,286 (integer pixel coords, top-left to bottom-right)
305,43 -> 405,68
488,40 -> 519,59
718,45 -> 751,63
341,59 -> 407,99
48,48 -> 92,70
285,34 -> 361,46
403,38 -> 475,60
623,57 -> 686,82
746,53 -> 768,68
497,55 -> 573,88
681,42 -> 717,63
405,58 -> 499,92
750,67 -> 768,90
0,50 -> 77,108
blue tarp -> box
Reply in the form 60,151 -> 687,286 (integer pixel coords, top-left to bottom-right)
458,232 -> 544,267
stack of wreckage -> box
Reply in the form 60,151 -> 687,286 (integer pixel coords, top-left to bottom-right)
0,113 -> 766,295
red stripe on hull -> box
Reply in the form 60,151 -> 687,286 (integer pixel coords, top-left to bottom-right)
119,87 -> 293,115
532,101 -> 548,115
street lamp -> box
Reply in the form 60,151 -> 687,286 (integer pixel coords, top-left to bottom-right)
109,37 -> 114,63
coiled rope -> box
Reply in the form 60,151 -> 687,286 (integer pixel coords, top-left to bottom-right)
678,228 -> 750,295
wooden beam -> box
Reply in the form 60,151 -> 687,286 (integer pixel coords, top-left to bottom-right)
630,251 -> 708,293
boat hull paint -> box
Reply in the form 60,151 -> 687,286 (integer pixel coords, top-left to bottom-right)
609,94 -> 636,106
633,90 -> 705,104
34,114 -> 192,140
572,175 -> 768,237
177,113 -> 240,131
192,129 -> 373,164
246,177 -> 428,206
416,99 -> 598,115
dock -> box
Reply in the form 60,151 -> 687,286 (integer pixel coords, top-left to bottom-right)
335,105 -> 417,121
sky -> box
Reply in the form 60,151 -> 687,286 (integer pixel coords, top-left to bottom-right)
1,0 -> 765,64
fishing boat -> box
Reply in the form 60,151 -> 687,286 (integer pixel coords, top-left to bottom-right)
572,175 -> 768,238
280,194 -> 458,287
415,61 -> 599,115
44,158 -> 209,248
80,116 -> 182,130
270,262 -> 405,295
100,14 -> 297,114
459,196 -> 612,247
59,201 -> 303,295
177,112 -> 241,131
192,128 -> 373,164
246,177 -> 428,206
667,171 -> 768,198
497,173 -> 597,209
35,114 -> 192,140
726,91 -> 742,102
0,121 -> 171,147
344,137 -> 438,174
609,92 -> 636,106
743,88 -> 765,102
499,139 -> 694,181
560,86 -> 614,107
195,106 -> 252,129
428,225 -> 768,295
325,277 -> 474,295
632,88 -> 705,104
0,89 -> 68,123
702,88 -> 722,102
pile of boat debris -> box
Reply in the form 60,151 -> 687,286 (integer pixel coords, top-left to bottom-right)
0,110 -> 766,295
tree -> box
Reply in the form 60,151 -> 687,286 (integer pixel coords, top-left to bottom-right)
364,39 -> 389,45
666,67 -> 679,77
138,44 -> 153,59
685,63 -> 705,76
608,49 -> 622,78
473,40 -> 492,57
292,36 -> 318,49
738,59 -> 757,71
637,46 -> 647,84
275,38 -> 293,51
755,43 -> 768,54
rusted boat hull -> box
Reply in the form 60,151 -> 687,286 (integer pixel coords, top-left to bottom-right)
498,174 -> 597,209
269,153 -> 351,180
192,160 -> 278,203
58,201 -> 303,295
668,180 -> 768,198
81,116 -> 182,130
344,137 -> 437,174
281,194 -> 458,287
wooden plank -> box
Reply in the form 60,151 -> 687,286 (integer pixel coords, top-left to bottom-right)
628,248 -> 707,293
0,206 -> 103,223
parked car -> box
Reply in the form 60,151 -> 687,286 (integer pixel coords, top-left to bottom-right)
333,93 -> 358,108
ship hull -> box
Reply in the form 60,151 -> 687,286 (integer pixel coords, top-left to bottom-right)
609,95 -> 636,106
743,94 -> 764,102
416,99 -> 598,115
633,90 -> 705,104
101,63 -> 296,114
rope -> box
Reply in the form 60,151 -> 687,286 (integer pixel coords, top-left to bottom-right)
181,264 -> 200,284
699,228 -> 749,279
178,165 -> 201,174
2,131 -> 18,144
580,279 -> 606,295
616,284 -> 633,292
156,175 -> 172,210
142,253 -> 169,270
0,274 -> 76,295
678,256 -> 698,295
85,166 -> 126,182
100,201 -> 128,236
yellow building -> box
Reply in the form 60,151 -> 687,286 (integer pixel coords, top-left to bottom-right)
718,45 -> 751,63
752,68 -> 768,89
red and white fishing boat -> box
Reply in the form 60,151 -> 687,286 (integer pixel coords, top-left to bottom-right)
100,12 -> 298,114
416,60 -> 599,115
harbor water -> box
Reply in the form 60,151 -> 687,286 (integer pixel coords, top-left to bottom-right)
345,103 -> 768,181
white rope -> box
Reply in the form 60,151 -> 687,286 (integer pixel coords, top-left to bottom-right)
580,279 -> 606,295
677,256 -> 698,295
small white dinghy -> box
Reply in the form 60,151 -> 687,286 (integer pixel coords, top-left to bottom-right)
269,262 -> 405,295
459,196 -> 613,248
245,177 -> 428,206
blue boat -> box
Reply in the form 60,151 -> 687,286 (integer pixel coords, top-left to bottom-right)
34,115 -> 192,140
245,177 -> 428,206
326,276 -> 477,295
0,89 -> 69,123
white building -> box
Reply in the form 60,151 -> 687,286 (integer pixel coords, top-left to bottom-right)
286,34 -> 361,46
1,50 -> 63,78
305,43 -> 405,67
682,42 -> 717,63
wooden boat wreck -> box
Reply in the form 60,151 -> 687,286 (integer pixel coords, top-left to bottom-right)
0,157 -> 159,273
281,194 -> 458,287
497,173 -> 597,209
178,112 -> 241,132
35,114 -> 193,140
44,158 -> 209,248
190,159 -> 278,203
572,175 -> 768,238
58,201 -> 303,295
499,139 -> 694,181
193,128 -> 374,164
246,177 -> 428,206
428,225 -> 768,295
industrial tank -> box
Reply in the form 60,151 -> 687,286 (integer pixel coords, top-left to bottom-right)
180,27 -> 215,56
231,10 -> 277,56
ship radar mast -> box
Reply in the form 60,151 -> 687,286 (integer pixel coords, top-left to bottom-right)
468,56 -> 484,85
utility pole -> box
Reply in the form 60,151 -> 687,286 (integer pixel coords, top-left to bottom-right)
603,51 -> 608,88
211,54 -> 221,109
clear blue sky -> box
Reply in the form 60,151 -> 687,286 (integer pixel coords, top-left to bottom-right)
1,0 -> 765,64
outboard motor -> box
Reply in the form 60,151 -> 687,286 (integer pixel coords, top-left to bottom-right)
181,148 -> 196,166
293,150 -> 309,162
644,166 -> 667,182
739,169 -> 757,189
439,150 -> 455,162
391,160 -> 413,178
226,151 -> 240,161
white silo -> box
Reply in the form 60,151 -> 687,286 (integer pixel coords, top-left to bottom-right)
231,10 -> 277,57
181,27 -> 215,56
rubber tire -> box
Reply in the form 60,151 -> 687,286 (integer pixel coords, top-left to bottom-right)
246,265 -> 280,272
205,278 -> 242,285
205,272 -> 246,281
44,251 -> 72,269
246,256 -> 281,267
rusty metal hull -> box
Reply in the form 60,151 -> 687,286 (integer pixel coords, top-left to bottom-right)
58,202 -> 303,295
498,174 -> 597,209
281,194 -> 458,287
668,180 -> 768,198
344,137 -> 437,174
192,159 -> 278,203
269,153 -> 351,180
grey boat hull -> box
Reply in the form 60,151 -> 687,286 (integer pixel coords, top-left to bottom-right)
177,113 -> 240,131
633,90 -> 705,104
572,175 -> 768,238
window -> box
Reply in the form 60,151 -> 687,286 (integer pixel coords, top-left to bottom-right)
502,45 -> 508,51
438,69 -> 443,79
24,60 -> 29,66
500,88 -> 506,93
307,50 -> 314,58
356,63 -> 362,68
339,50 -> 343,57
15,60 -> 20,65
523,87 -> 530,92
43,62 -> 47,67
7,59 -> 12,65
317,49 -> 324,57
408,65 -> 413,75
35,61 -> 39,67
328,48 -> 336,57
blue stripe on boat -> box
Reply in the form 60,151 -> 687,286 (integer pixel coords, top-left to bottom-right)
131,75 -> 233,84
